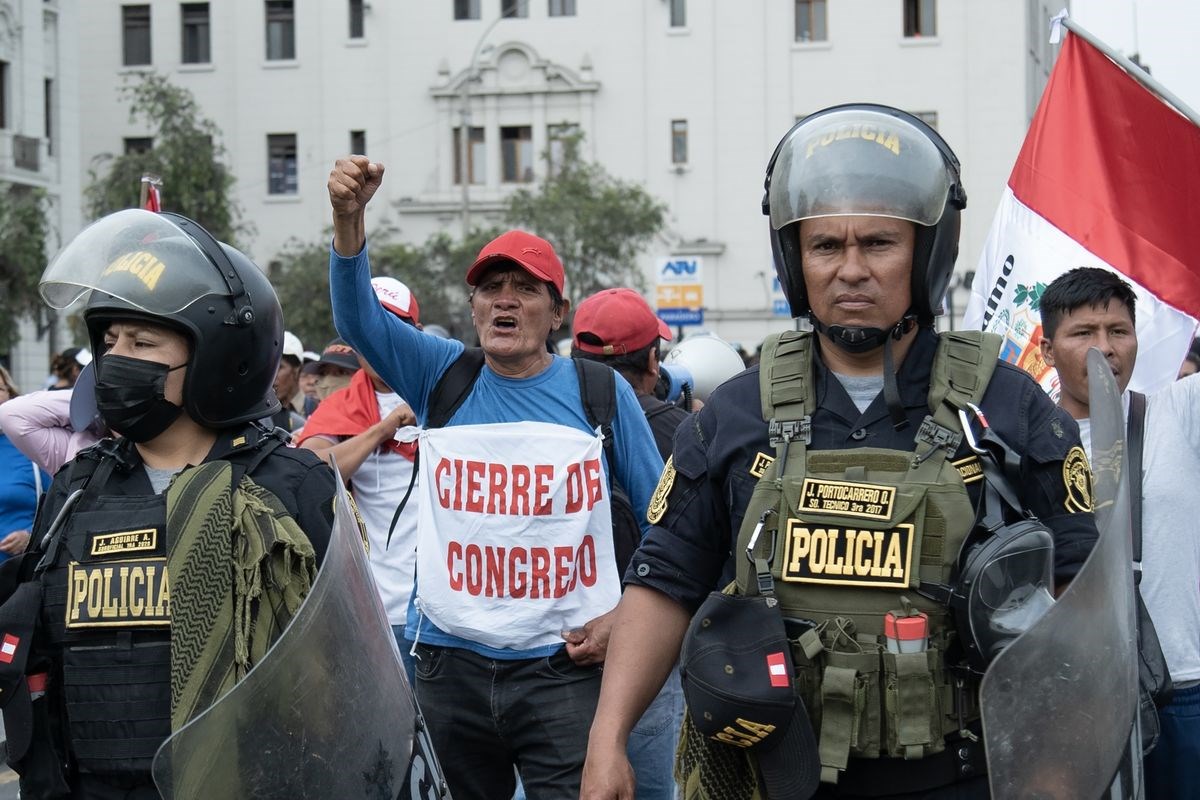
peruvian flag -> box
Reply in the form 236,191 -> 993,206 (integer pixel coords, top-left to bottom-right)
766,651 -> 789,688
964,18 -> 1200,396
141,175 -> 162,213
0,633 -> 19,664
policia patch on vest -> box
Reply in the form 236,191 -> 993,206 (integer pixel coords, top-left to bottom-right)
1063,446 -> 1094,513
88,527 -> 159,557
647,457 -> 675,525
66,558 -> 171,629
798,479 -> 895,521
782,520 -> 914,588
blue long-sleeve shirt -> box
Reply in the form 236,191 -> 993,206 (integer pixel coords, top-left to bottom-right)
0,433 -> 50,562
330,243 -> 665,657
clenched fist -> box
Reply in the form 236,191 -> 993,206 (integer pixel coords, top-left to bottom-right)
328,156 -> 385,256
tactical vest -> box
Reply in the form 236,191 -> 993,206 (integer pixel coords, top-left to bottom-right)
735,329 -> 1001,785
41,468 -> 173,778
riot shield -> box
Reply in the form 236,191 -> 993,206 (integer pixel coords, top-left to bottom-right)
152,471 -> 420,799
981,349 -> 1140,798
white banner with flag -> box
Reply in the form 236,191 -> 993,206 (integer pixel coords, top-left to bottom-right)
965,22 -> 1200,396
413,420 -> 618,652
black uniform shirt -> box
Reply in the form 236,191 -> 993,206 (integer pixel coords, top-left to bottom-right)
33,422 -> 336,562
627,327 -> 1098,612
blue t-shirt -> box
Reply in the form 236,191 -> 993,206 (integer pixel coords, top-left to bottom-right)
330,243 -> 665,658
0,434 -> 50,563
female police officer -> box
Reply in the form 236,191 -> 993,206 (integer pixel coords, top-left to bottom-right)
2,209 -> 336,798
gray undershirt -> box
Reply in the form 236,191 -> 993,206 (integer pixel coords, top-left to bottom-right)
834,373 -> 885,414
144,465 -> 182,495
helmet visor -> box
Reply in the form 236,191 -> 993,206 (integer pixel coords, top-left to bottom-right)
768,109 -> 953,231
40,209 -> 229,314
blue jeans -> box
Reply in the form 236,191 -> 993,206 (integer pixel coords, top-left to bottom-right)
413,643 -> 602,800
627,668 -> 684,800
1144,681 -> 1200,799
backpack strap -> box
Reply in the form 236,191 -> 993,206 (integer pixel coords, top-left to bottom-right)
1127,390 -> 1147,583
912,331 -> 1003,471
758,330 -> 815,467
426,347 -> 487,430
574,358 -> 618,488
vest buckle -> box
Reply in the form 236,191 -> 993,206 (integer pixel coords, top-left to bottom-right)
915,417 -> 962,455
769,416 -> 812,447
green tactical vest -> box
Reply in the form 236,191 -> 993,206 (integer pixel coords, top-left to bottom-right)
733,329 -> 1002,786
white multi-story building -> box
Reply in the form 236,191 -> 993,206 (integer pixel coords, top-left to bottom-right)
75,0 -> 1064,347
1,0 -> 80,392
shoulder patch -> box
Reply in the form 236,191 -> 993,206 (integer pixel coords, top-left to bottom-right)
1062,446 -> 1094,513
749,452 -> 774,479
647,457 -> 675,525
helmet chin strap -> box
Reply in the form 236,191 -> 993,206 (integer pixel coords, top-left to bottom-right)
810,312 -> 918,431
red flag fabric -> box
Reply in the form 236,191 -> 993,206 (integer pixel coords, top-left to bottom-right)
295,369 -> 416,460
967,30 -> 1200,395
142,182 -> 161,213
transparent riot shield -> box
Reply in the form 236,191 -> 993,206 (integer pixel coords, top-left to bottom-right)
152,471 -> 418,799
981,349 -> 1140,798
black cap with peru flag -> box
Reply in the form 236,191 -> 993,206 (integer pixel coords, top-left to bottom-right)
680,591 -> 820,799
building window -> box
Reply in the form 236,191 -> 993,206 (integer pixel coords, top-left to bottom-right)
453,126 -> 485,185
454,0 -> 480,20
267,133 -> 298,194
181,3 -> 211,64
349,0 -> 364,38
265,1 -> 295,60
794,0 -> 827,42
912,110 -> 939,130
671,119 -> 688,165
122,5 -> 152,66
501,126 -> 533,183
44,78 -> 53,155
501,0 -> 528,18
903,0 -> 936,37
0,62 -> 7,129
669,0 -> 686,28
548,0 -> 575,16
124,137 -> 153,154
350,129 -> 366,154
547,122 -> 579,174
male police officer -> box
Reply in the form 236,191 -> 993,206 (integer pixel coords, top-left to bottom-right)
581,104 -> 1098,799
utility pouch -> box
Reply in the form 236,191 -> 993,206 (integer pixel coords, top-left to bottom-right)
883,647 -> 945,759
9,681 -> 72,798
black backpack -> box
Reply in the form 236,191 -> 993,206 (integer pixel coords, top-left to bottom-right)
424,348 -> 642,576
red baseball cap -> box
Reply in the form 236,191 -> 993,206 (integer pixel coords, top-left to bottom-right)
572,288 -> 673,355
371,276 -> 421,324
466,230 -> 565,294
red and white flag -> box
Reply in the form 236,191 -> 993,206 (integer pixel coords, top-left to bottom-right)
141,175 -> 162,213
0,633 -> 20,664
965,19 -> 1200,396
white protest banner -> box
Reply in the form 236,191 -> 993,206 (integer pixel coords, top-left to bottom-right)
414,420 -> 618,651
965,22 -> 1200,396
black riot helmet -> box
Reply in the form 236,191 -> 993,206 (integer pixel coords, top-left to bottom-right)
762,104 -> 967,340
39,209 -> 284,428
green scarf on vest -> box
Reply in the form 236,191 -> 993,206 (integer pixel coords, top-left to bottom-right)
165,460 -> 317,731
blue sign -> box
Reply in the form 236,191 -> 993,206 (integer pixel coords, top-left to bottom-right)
659,258 -> 699,278
658,308 -> 704,325
773,299 -> 792,317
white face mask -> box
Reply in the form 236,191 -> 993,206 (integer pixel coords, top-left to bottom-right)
314,373 -> 353,401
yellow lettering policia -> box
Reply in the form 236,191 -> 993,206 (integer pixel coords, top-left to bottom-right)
101,251 -> 167,292
805,124 -> 902,159
66,559 -> 172,628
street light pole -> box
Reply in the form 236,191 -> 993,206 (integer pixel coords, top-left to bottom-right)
459,14 -> 507,237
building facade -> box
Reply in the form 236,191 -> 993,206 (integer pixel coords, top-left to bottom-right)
75,0 -> 1063,348
1,0 -> 80,393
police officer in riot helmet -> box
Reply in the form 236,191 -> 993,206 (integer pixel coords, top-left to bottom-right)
581,104 -> 1098,799
0,209 -> 336,798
